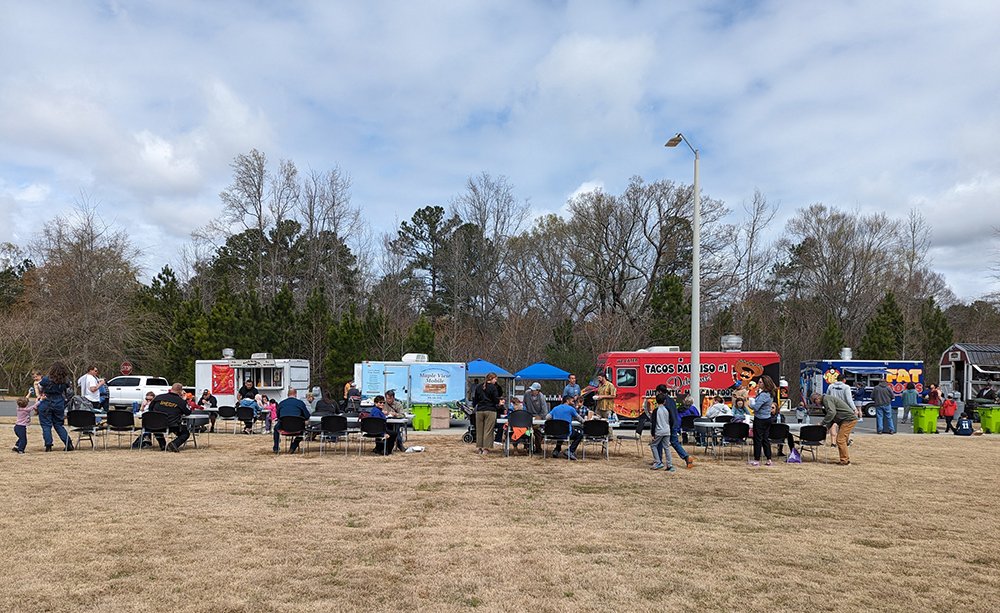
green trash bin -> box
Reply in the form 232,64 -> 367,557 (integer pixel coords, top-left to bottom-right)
411,403 -> 431,431
911,405 -> 939,434
978,405 -> 1000,434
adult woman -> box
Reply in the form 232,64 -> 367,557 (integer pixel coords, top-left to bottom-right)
472,372 -> 504,455
37,362 -> 74,451
749,375 -> 778,466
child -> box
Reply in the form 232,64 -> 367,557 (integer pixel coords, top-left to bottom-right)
649,393 -> 676,472
940,393 -> 958,433
954,412 -> 974,436
795,402 -> 808,424
13,396 -> 40,453
731,397 -> 749,422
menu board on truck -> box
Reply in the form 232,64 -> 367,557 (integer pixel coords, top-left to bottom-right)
409,363 -> 466,404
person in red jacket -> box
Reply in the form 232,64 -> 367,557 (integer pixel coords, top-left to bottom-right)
940,393 -> 958,433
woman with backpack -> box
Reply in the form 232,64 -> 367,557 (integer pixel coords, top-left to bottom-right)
37,361 -> 74,451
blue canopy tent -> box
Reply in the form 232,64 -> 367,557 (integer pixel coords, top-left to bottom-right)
466,358 -> 514,379
514,362 -> 570,381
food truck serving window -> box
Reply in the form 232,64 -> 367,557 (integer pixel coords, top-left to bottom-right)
616,368 -> 637,387
238,367 -> 284,389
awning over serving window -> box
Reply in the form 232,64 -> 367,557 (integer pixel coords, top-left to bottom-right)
842,367 -> 887,375
973,364 -> 1000,376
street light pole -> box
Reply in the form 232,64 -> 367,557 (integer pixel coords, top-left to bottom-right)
665,133 -> 701,407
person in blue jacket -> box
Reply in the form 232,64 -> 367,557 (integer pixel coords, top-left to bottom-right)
272,388 -> 311,454
37,362 -> 74,451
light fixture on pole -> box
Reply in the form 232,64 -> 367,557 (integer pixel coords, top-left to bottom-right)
665,132 -> 701,406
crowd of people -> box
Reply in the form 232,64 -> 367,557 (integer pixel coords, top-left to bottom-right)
10,362 -> 994,458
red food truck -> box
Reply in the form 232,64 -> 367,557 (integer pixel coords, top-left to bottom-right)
592,347 -> 782,418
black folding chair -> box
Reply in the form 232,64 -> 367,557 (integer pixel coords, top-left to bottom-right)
67,409 -> 100,450
359,417 -> 389,456
216,405 -> 238,433
769,422 -> 791,454
541,419 -> 570,458
718,422 -> 750,462
276,415 -> 307,454
680,415 -> 697,449
139,411 -> 170,452
236,405 -> 257,434
580,419 -> 610,460
797,425 -> 827,462
316,415 -> 349,456
104,409 -> 136,449
504,410 -> 534,457
714,415 -> 734,423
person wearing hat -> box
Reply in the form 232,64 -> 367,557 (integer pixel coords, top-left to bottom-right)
523,382 -> 547,453
940,393 -> 958,433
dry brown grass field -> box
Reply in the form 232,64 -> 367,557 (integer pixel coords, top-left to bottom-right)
1,420 -> 997,613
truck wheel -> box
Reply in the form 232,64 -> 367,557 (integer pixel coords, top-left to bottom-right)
864,403 -> 876,418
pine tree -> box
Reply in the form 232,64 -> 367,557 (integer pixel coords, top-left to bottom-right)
919,297 -> 953,384
648,273 -> 690,349
858,292 -> 904,359
818,315 -> 845,358
404,314 -> 436,360
325,306 -> 366,390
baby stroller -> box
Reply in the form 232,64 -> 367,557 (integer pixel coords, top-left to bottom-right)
460,401 -> 476,443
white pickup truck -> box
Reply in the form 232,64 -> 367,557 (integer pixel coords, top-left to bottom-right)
106,375 -> 172,408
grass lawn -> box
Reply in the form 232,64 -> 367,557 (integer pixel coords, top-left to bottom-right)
1,421 -> 997,612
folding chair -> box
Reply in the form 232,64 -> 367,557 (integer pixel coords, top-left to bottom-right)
139,411 -> 170,451
718,422 -> 750,462
614,421 -> 644,456
316,415 -> 349,456
769,422 -> 791,455
713,415 -> 734,424
541,419 -> 570,458
680,415 -> 697,449
276,415 -> 307,454
359,417 -> 389,456
216,405 -> 238,433
797,425 -> 827,462
236,405 -> 257,434
580,420 -> 610,460
104,409 -> 136,449
504,410 -> 534,457
67,409 -> 100,450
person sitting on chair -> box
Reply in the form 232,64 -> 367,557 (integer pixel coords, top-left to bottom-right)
367,395 -> 399,455
545,394 -> 584,460
141,383 -> 191,452
272,388 -> 311,454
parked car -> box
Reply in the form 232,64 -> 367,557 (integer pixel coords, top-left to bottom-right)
106,376 -> 172,408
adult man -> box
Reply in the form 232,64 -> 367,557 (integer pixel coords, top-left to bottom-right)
345,382 -> 362,411
976,385 -> 998,403
900,382 -> 918,424
381,389 -> 408,452
522,382 -> 547,453
562,374 -> 581,401
593,373 -> 616,440
77,365 -> 104,410
146,383 -> 191,452
238,379 -> 259,402
872,378 -> 896,434
814,391 -> 859,465
546,394 -> 583,460
826,374 -> 856,445
272,387 -> 311,454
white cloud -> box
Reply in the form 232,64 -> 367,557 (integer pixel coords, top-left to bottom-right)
0,0 -> 998,298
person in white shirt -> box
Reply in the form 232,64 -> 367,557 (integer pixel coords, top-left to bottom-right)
705,396 -> 732,419
77,365 -> 104,410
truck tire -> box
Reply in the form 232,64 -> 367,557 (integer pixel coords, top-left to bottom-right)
863,403 -> 876,418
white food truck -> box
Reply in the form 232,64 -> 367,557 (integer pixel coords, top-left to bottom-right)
354,353 -> 466,408
195,351 -> 310,408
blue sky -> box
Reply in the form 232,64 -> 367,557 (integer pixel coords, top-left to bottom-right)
2,0 -> 999,299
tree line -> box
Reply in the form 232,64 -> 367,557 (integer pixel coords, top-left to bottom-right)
2,148 -> 997,399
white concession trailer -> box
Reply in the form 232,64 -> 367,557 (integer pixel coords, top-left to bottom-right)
195,352 -> 310,407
